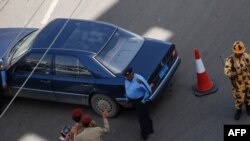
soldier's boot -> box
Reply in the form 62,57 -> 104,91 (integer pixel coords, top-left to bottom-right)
246,105 -> 250,116
234,109 -> 242,121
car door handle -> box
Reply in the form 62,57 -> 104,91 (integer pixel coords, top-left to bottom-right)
41,80 -> 51,83
81,84 -> 92,87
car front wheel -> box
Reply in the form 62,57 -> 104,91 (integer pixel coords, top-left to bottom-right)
90,94 -> 120,117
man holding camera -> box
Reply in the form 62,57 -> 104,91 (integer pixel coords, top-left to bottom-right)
74,111 -> 109,141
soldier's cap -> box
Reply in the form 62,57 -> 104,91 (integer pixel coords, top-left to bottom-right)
81,115 -> 92,125
232,41 -> 246,54
124,67 -> 133,76
71,108 -> 83,119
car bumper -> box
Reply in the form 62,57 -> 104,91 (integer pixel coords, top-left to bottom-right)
149,56 -> 181,100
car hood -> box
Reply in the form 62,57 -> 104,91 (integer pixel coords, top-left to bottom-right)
0,28 -> 36,59
128,38 -> 173,80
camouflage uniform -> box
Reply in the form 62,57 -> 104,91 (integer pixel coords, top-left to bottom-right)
224,53 -> 250,109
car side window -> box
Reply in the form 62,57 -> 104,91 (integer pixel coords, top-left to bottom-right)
15,53 -> 52,74
55,55 -> 92,77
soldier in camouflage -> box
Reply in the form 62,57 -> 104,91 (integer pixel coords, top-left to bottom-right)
224,41 -> 250,120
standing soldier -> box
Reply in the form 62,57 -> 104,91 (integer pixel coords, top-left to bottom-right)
224,41 -> 250,120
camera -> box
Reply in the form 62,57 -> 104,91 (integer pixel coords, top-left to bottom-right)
60,125 -> 71,137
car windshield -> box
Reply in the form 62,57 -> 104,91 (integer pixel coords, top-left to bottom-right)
8,30 -> 39,66
95,28 -> 144,75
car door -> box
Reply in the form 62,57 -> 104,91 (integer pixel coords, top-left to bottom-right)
52,55 -> 95,105
8,53 -> 54,100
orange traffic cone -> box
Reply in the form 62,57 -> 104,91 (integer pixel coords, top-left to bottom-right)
193,48 -> 218,96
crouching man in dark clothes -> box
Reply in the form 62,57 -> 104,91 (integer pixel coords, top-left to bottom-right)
124,68 -> 154,141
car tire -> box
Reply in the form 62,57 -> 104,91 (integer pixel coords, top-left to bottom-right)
90,94 -> 120,117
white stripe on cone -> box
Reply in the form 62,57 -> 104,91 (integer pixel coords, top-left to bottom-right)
195,58 -> 205,73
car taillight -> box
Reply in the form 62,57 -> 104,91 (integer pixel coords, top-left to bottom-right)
150,83 -> 156,93
172,48 -> 177,60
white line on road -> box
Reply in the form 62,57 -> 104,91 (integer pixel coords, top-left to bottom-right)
18,133 -> 49,141
143,26 -> 173,41
41,0 -> 59,25
0,0 -> 9,12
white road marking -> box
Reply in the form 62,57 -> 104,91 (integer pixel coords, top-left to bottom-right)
41,0 -> 59,25
0,0 -> 9,12
78,0 -> 118,20
18,133 -> 49,141
142,26 -> 173,41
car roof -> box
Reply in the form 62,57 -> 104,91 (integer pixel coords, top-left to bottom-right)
31,18 -> 117,54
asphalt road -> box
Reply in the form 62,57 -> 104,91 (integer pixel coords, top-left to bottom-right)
1,0 -> 250,141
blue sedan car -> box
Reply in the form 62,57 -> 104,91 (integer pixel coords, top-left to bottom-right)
0,18 -> 180,117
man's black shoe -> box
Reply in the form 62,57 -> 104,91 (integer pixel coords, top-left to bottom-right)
234,109 -> 242,121
246,105 -> 250,116
141,135 -> 148,141
149,129 -> 154,134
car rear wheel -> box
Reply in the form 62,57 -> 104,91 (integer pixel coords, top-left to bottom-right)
90,94 -> 120,117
